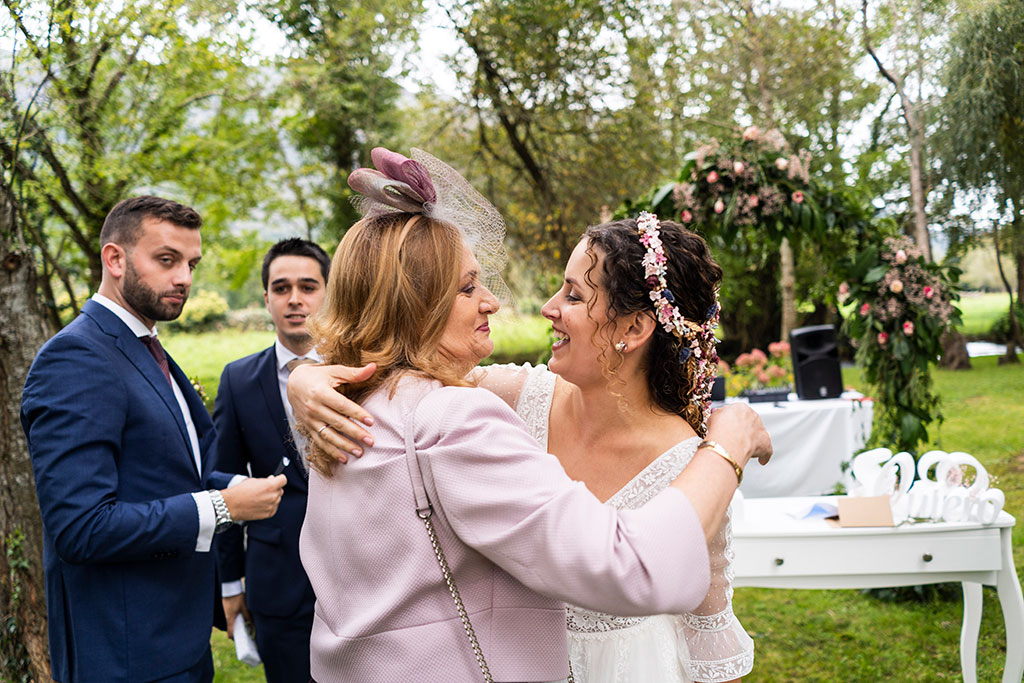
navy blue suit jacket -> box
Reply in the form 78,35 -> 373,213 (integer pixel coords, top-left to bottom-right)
20,300 -> 231,683
212,346 -> 313,618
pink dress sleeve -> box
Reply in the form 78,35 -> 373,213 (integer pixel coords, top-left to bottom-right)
416,385 -> 712,617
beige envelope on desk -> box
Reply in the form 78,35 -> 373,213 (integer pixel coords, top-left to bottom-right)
827,495 -> 895,527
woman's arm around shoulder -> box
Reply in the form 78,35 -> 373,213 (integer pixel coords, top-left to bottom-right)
412,386 -> 712,617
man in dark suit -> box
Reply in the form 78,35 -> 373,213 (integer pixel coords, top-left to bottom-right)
21,196 -> 287,683
213,238 -> 330,683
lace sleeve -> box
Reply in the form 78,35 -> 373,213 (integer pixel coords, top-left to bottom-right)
677,507 -> 754,682
471,362 -> 534,410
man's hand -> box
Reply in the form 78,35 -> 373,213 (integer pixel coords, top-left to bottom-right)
222,594 -> 250,640
221,475 -> 286,522
287,363 -> 377,463
705,403 -> 773,469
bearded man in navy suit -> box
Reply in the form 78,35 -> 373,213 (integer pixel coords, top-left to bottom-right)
21,196 -> 287,683
213,238 -> 331,683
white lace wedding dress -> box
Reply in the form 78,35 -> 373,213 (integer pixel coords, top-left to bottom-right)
479,363 -> 754,683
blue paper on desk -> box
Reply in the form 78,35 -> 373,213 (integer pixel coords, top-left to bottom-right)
792,502 -> 839,520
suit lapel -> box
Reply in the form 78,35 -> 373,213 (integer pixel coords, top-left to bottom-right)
84,301 -> 203,481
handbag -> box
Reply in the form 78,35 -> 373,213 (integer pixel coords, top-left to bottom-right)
403,389 -> 575,683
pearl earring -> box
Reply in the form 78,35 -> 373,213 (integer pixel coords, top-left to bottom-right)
614,341 -> 627,353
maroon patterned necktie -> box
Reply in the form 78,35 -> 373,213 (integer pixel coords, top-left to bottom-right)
140,335 -> 172,386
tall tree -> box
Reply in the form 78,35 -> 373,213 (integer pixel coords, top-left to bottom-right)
1,0 -> 279,323
263,0 -> 422,242
860,0 -> 952,261
938,0 -> 1024,363
0,171 -> 54,683
672,0 -> 878,342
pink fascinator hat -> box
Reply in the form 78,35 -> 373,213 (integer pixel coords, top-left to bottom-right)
348,147 -> 514,311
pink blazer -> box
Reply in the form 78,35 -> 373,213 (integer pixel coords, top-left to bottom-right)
300,377 -> 711,682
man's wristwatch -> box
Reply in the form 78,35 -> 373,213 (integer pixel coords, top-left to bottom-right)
209,489 -> 234,534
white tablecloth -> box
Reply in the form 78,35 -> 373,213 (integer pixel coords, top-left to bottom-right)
735,392 -> 873,498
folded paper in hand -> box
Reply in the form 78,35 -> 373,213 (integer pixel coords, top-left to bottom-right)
234,613 -> 261,667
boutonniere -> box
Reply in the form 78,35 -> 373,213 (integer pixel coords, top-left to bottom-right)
190,376 -> 210,405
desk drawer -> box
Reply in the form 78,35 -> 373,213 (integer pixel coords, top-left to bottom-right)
734,529 -> 1002,579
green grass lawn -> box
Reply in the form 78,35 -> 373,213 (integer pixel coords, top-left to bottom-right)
169,328 -> 1023,682
958,291 -> 1016,338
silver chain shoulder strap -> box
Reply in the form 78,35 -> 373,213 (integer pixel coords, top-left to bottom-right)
402,389 -> 575,683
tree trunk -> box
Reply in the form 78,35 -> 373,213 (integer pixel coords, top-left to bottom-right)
0,185 -> 53,682
906,110 -> 932,261
993,219 -> 1021,364
779,236 -> 797,341
938,330 -> 972,370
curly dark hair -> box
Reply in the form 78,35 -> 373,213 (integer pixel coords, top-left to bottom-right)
583,217 -> 723,435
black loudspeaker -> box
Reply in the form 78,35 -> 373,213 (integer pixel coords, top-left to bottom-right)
789,324 -> 843,400
710,375 -> 726,402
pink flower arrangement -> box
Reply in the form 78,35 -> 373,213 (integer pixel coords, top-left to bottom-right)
680,209 -> 693,223
767,341 -> 790,357
707,170 -> 719,184
903,320 -> 915,336
877,331 -> 889,345
791,191 -> 805,204
713,199 -> 725,214
726,342 -> 793,394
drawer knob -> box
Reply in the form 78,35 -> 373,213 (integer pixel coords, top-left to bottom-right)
774,557 -> 784,566
923,553 -> 933,563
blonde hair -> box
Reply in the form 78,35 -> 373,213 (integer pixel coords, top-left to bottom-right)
306,212 -> 470,475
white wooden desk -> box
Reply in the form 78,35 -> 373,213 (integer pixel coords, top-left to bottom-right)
732,496 -> 1024,683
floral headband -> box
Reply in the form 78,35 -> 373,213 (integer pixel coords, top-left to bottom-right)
636,211 -> 720,429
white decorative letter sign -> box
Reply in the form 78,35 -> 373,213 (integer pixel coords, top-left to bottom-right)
849,448 -> 1005,525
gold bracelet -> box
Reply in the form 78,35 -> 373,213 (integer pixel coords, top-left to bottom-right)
698,439 -> 743,486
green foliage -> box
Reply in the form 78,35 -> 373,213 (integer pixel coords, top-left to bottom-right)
989,299 -> 1024,344
165,290 -> 229,333
265,0 -> 423,241
1,0 -> 285,320
616,126 -> 879,356
841,236 -> 962,455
